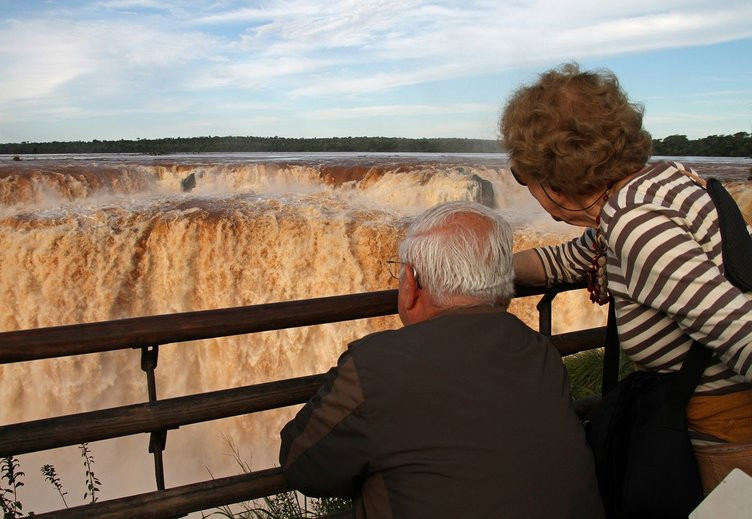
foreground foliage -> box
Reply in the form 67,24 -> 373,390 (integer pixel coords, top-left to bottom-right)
565,348 -> 635,400
205,492 -> 350,519
203,437 -> 351,519
0,443 -> 101,517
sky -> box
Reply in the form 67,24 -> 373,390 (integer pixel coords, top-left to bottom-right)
1,0 -> 751,143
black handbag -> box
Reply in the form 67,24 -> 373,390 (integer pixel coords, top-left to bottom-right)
585,177 -> 752,519
586,305 -> 710,518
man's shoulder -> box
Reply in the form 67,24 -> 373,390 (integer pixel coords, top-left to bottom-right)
348,328 -> 396,351
346,325 -> 417,356
435,308 -> 541,336
348,310 -> 544,354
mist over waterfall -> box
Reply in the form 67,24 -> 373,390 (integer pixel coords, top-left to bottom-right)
2,152 -> 750,513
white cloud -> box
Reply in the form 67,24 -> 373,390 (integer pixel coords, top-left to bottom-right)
305,102 -> 494,120
1,1 -> 751,140
96,0 -> 176,9
290,63 -> 468,97
0,18 -> 217,103
201,0 -> 752,98
0,20 -> 95,101
4,1 -> 752,102
188,55 -> 336,90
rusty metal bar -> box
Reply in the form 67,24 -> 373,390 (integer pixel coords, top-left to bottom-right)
534,284 -> 588,336
28,466 -> 354,519
536,291 -> 555,336
550,326 -> 606,356
140,345 -> 166,491
0,284 -> 581,365
141,345 -> 160,402
0,282 -> 593,517
29,467 -> 291,519
0,326 -> 603,458
0,374 -> 325,457
0,289 -> 400,364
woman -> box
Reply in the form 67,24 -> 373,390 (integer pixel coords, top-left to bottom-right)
502,62 -> 752,492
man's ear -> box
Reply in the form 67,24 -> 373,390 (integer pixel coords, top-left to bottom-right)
402,265 -> 421,311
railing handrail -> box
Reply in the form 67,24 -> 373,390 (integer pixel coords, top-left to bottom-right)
29,466 -> 352,519
28,467 -> 291,519
1,282 -> 597,517
0,289 -> 398,364
0,374 -> 324,457
0,326 -> 605,458
0,284 -> 573,364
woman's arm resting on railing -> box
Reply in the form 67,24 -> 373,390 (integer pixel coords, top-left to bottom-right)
513,249 -> 547,287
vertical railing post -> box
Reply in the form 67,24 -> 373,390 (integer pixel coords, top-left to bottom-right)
536,289 -> 557,336
140,345 -> 167,491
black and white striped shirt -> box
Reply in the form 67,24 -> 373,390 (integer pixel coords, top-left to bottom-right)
535,162 -> 752,395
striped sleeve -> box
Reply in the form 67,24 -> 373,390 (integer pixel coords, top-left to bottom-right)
534,228 -> 596,286
607,202 -> 752,382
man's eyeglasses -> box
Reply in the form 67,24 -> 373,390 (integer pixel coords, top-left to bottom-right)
386,257 -> 420,286
510,167 -> 527,187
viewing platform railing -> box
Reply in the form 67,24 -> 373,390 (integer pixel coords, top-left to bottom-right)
0,282 -> 603,518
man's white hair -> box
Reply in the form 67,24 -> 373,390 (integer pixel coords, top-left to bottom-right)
398,201 -> 515,307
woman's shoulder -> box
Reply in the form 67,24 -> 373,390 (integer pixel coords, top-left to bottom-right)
602,160 -> 717,247
608,161 -> 709,216
640,160 -> 705,185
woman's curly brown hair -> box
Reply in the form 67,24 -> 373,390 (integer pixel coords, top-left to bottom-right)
500,62 -> 652,197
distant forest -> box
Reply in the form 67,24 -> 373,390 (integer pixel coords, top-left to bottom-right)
1,132 -> 750,157
1,136 -> 501,155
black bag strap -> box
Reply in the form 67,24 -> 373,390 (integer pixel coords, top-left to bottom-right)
707,178 -> 752,292
602,307 -> 712,419
665,340 -> 714,411
601,177 -> 750,397
601,299 -> 620,395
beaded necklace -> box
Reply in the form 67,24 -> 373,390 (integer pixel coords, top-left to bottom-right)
587,186 -> 613,305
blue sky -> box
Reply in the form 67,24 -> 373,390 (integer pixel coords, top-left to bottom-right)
1,0 -> 751,143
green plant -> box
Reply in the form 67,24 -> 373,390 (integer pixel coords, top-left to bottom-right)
565,348 -> 635,399
1,456 -> 25,518
201,436 -> 350,519
1,443 -> 101,516
309,496 -> 351,517
41,464 -> 68,508
79,443 -> 101,504
205,491 -> 350,519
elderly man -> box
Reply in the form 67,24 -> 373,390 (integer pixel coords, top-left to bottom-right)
279,201 -> 603,518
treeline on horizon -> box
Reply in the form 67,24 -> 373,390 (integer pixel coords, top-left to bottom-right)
1,132 -> 750,157
0,136 -> 501,155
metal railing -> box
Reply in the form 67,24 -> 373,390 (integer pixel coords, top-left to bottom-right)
0,282 -> 603,518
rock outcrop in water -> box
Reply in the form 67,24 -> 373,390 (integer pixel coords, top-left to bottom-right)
471,173 -> 496,208
181,172 -> 196,192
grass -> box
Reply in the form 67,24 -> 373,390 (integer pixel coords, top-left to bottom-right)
565,348 -> 635,400
201,436 -> 351,519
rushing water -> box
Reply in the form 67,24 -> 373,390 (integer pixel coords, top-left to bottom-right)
1,152 -> 750,513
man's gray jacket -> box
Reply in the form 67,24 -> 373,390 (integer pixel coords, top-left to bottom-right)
280,307 -> 604,518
